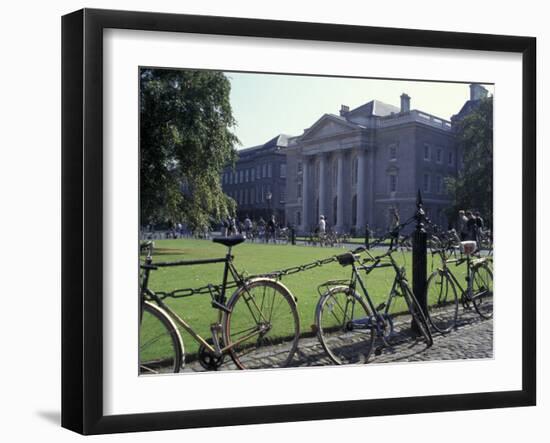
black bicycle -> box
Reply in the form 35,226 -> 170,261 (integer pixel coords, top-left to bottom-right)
314,245 -> 433,365
426,234 -> 493,333
139,236 -> 300,374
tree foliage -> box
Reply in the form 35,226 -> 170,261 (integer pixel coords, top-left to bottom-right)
446,97 -> 493,226
140,68 -> 238,230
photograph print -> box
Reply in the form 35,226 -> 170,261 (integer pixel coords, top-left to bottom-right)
138,67 -> 494,375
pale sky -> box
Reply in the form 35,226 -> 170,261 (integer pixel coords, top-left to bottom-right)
227,71 -> 494,148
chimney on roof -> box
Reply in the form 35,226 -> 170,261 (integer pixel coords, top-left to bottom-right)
400,93 -> 410,113
340,104 -> 350,117
470,83 -> 488,101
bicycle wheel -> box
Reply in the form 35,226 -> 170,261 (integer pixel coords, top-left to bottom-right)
402,285 -> 433,346
224,279 -> 300,370
139,301 -> 184,374
426,270 -> 458,333
471,263 -> 493,319
315,286 -> 375,365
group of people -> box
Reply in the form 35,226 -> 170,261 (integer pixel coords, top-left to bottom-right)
222,215 -> 280,243
456,210 -> 486,243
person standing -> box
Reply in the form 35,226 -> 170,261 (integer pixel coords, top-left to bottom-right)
258,217 -> 266,242
318,215 -> 326,246
267,215 -> 276,243
457,210 -> 468,241
474,211 -> 485,232
222,217 -> 229,237
229,217 -> 237,235
318,215 -> 326,234
244,215 -> 252,239
465,211 -> 478,242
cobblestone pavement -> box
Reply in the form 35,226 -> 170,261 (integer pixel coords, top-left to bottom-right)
184,306 -> 493,372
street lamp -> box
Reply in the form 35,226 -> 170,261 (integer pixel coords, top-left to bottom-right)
266,191 -> 272,217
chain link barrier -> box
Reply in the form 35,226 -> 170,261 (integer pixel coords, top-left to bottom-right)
154,255 -> 341,300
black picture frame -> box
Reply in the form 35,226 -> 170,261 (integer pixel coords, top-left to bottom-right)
62,8 -> 536,435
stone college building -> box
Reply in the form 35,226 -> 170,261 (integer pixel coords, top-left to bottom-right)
223,83 -> 488,234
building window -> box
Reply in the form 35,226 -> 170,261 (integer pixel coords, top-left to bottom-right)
250,168 -> 255,182
424,144 -> 431,161
436,147 -> 442,163
389,174 -> 398,193
297,183 -> 302,198
240,170 -> 244,183
245,169 -> 249,182
250,188 -> 255,203
423,173 -> 430,192
296,211 -> 301,226
297,161 -> 303,174
280,190 -> 286,203
436,175 -> 443,193
351,156 -> 358,185
256,165 -> 261,180
280,164 -> 286,178
389,144 -> 397,161
268,163 -> 272,178
448,151 -> 454,165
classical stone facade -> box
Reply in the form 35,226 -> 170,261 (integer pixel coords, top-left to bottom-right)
285,93 -> 464,234
223,84 -> 488,234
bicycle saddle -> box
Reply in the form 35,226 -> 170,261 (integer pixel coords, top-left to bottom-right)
212,235 -> 246,247
337,252 -> 358,267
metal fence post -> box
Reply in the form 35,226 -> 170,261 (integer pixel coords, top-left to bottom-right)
291,226 -> 296,245
365,224 -> 370,250
412,190 -> 428,321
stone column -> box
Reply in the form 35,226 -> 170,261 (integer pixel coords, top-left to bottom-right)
301,158 -> 309,232
336,153 -> 345,231
356,149 -> 367,230
318,154 -> 327,219
366,147 -> 375,226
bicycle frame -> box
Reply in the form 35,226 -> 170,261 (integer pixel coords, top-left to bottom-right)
139,247 -> 263,356
431,247 -> 479,301
346,251 -> 408,336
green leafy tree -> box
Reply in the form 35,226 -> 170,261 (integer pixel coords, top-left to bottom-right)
140,69 -> 238,231
446,97 -> 493,227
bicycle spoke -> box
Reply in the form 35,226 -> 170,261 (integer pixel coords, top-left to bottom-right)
225,281 -> 299,370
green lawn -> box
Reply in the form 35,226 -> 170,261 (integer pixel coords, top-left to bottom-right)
141,238 -> 468,359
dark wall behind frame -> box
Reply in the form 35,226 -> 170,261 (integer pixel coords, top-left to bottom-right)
62,8 -> 536,435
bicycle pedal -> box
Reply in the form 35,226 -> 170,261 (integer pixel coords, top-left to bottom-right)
374,347 -> 383,356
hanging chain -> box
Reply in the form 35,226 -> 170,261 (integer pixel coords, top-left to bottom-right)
154,255 -> 340,300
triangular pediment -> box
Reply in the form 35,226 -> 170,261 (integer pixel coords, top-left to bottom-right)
301,114 -> 360,140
